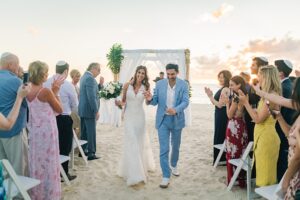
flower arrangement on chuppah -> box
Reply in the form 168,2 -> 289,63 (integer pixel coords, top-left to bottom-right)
99,81 -> 123,100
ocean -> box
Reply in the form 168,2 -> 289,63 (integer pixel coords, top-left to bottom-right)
190,83 -> 220,104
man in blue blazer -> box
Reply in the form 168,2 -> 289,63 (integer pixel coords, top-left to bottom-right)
145,63 -> 189,188
274,59 -> 295,181
78,63 -> 101,160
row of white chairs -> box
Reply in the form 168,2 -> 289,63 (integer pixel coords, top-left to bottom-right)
0,129 -> 88,199
214,141 -> 283,200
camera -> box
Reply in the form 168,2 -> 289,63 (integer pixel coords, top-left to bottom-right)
23,72 -> 29,85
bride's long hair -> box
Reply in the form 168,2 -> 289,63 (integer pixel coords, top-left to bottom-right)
132,65 -> 150,91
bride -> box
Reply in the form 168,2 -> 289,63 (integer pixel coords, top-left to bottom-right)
116,65 -> 155,186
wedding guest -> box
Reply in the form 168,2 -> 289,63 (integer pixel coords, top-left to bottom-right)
0,52 -> 29,176
17,66 -> 24,79
153,71 -> 165,83
222,76 -> 248,187
0,85 -> 30,130
70,69 -> 81,97
70,69 -> 81,136
246,56 -> 269,143
98,76 -> 104,91
240,71 -> 251,92
204,70 -> 231,165
27,61 -> 65,200
274,59 -> 296,181
78,63 -> 101,160
239,65 -> 281,186
44,61 -> 78,181
253,77 -> 300,198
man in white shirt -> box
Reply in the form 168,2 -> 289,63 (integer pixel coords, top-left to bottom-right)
44,61 -> 78,181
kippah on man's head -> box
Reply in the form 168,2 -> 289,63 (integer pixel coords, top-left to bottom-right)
56,60 -> 69,74
275,59 -> 293,77
253,56 -> 269,67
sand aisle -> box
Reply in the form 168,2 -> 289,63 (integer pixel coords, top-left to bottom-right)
62,104 -> 247,200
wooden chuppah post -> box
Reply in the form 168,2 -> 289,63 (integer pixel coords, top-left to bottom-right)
184,49 -> 190,81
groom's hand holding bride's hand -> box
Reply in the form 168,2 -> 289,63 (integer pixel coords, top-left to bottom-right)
143,90 -> 152,101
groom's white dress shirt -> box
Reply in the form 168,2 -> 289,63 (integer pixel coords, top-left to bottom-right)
166,82 -> 176,115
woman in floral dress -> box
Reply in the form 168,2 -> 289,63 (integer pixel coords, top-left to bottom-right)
222,75 -> 248,187
26,61 -> 65,200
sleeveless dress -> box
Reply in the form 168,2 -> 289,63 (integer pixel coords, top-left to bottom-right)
285,118 -> 300,200
26,88 -> 61,200
117,85 -> 155,186
254,99 -> 280,186
213,87 -> 228,164
225,115 -> 248,187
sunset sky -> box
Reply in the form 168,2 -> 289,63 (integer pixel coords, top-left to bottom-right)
1,0 -> 300,83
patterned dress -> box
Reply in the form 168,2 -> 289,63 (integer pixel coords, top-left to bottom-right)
226,117 -> 248,186
27,88 -> 61,200
285,121 -> 300,200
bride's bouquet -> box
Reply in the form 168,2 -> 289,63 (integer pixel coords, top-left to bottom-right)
99,81 -> 123,100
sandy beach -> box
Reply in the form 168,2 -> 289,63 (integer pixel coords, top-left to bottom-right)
62,104 -> 247,200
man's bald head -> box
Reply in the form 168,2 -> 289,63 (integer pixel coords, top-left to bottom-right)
0,52 -> 20,75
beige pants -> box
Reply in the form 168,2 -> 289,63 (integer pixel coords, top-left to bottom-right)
0,129 -> 29,176
71,112 -> 81,138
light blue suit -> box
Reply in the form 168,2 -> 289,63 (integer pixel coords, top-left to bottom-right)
149,78 -> 189,178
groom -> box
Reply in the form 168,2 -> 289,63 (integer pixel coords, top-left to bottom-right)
145,63 -> 189,188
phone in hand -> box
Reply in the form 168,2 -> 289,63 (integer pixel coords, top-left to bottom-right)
23,72 -> 29,85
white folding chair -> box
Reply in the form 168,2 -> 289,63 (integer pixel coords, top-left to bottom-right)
60,155 -> 71,186
255,173 -> 284,200
70,130 -> 88,169
227,142 -> 254,200
213,140 -> 227,168
1,159 -> 40,200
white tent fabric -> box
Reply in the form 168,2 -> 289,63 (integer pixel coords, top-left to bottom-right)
99,49 -> 191,127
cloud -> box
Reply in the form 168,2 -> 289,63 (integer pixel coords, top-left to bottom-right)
27,26 -> 40,36
191,35 -> 300,80
193,3 -> 234,24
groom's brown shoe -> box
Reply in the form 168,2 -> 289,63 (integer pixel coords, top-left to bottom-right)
159,178 -> 170,188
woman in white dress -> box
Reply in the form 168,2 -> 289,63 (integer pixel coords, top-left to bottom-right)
116,65 -> 155,186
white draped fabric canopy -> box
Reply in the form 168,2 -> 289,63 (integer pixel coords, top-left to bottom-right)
99,49 -> 191,127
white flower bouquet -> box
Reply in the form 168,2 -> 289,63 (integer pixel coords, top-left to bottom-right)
99,81 -> 123,100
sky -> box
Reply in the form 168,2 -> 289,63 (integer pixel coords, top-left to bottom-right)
1,0 -> 300,83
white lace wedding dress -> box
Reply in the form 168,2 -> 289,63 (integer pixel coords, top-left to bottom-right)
117,84 -> 155,186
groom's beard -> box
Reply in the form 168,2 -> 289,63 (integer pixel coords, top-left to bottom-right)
168,78 -> 176,81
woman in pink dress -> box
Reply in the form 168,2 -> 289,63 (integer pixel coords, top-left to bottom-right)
222,75 -> 248,187
26,61 -> 65,200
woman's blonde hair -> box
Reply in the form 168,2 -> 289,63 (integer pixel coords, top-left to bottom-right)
28,61 -> 48,85
259,65 -> 282,96
70,69 -> 81,78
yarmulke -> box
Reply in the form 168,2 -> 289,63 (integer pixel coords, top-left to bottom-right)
257,56 -> 268,63
283,60 -> 293,69
56,60 -> 67,66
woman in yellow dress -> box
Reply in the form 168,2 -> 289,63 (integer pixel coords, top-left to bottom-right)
239,65 -> 281,186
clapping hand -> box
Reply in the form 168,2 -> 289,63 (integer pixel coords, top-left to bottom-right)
220,94 -> 230,105
237,90 -> 248,104
252,83 -> 262,96
204,87 -> 213,98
